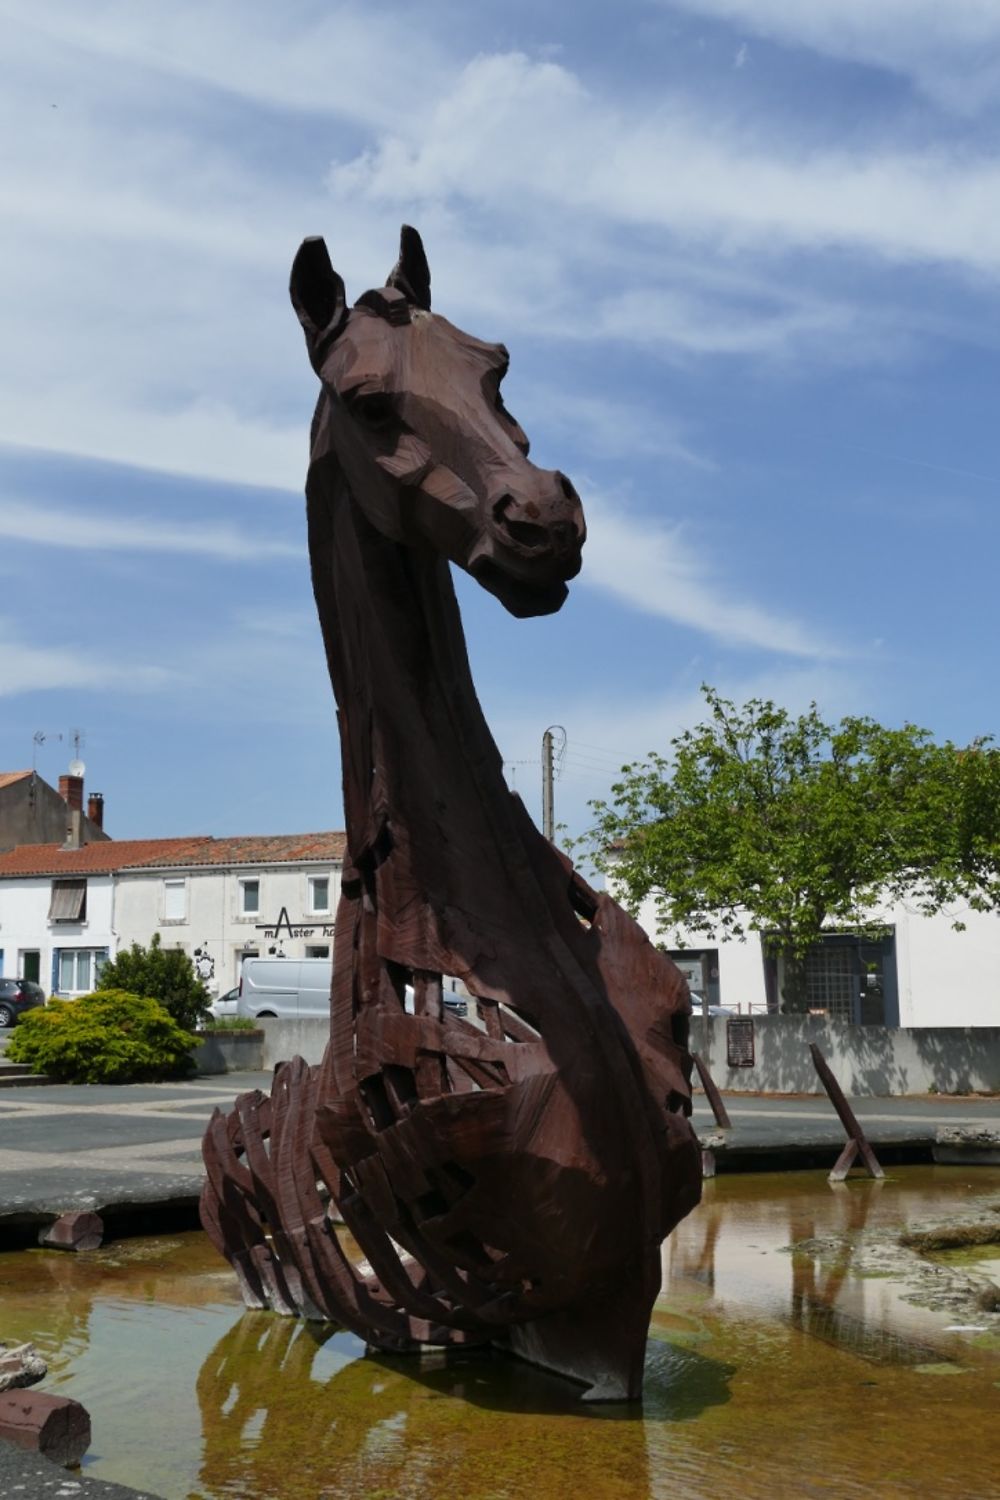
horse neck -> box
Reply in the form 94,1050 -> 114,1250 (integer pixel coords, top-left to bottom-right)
308,455 -> 519,899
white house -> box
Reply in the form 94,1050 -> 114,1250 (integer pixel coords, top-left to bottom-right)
0,832 -> 345,997
638,893 -> 1000,1028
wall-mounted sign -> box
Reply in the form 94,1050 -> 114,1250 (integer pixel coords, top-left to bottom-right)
726,1016 -> 755,1069
255,905 -> 335,941
194,953 -> 215,981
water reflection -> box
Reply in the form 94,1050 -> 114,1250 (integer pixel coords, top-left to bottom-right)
0,1169 -> 997,1499
194,1308 -> 735,1498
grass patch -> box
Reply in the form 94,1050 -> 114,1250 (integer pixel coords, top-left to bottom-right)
198,1017 -> 260,1032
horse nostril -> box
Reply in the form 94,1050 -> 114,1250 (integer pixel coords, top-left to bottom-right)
557,472 -> 580,505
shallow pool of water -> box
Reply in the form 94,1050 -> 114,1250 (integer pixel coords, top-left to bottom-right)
3,1166 -> 999,1499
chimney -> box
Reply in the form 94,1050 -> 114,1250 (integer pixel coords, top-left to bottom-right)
87,792 -> 104,830
59,774 -> 84,812
62,808 -> 83,852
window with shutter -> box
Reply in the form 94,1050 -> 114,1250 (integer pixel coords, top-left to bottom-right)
49,879 -> 87,922
163,879 -> 186,922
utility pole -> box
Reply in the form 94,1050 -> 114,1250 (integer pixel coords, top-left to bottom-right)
542,730 -> 554,840
541,726 -> 566,842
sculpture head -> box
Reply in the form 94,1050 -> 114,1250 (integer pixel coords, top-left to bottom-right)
290,226 -> 585,617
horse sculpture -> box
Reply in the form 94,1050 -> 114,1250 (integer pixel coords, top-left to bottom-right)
200,227 -> 702,1401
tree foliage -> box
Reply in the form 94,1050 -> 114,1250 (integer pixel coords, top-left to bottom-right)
7,990 -> 196,1084
586,687 -> 1000,1010
97,933 -> 210,1031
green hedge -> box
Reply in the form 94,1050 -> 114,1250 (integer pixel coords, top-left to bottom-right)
7,989 -> 197,1084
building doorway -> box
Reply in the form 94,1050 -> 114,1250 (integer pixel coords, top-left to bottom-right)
19,950 -> 41,984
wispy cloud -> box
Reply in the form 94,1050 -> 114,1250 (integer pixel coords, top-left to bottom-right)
658,0 -> 1000,111
580,490 -> 842,658
0,620 -> 173,697
523,385 -> 715,468
335,51 -> 1000,278
0,498 -> 302,560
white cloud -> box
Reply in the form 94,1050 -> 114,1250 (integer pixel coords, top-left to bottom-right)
0,621 -> 173,696
0,498 -> 302,561
334,51 -> 1000,278
659,0 -> 1000,111
0,391 -> 309,497
580,489 -> 842,658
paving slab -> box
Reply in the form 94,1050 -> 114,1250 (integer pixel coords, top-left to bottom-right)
0,1440 -> 165,1498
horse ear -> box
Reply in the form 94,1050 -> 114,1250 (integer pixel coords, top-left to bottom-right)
290,237 -> 348,357
386,224 -> 431,311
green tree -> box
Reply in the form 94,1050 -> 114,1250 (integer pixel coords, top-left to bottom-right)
98,933 -> 210,1031
586,687 -> 993,1012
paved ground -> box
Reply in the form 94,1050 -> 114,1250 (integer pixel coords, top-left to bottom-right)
0,1441 -> 166,1500
0,1072 -> 263,1233
0,1068 -> 997,1237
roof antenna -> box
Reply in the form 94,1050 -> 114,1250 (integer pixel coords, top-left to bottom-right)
32,729 -> 63,773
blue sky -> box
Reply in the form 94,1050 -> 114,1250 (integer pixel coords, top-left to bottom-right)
2,0 -> 999,842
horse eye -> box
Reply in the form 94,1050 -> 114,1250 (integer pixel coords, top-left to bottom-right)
352,393 -> 396,430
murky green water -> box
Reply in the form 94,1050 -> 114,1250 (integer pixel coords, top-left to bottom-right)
3,1167 -> 999,1499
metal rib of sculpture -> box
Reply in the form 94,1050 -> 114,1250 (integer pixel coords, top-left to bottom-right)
200,227 -> 702,1401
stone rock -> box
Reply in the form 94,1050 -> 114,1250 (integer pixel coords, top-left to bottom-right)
933,1127 -> 1000,1166
0,1342 -> 47,1392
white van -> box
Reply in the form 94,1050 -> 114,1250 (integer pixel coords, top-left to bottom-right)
237,957 -> 332,1020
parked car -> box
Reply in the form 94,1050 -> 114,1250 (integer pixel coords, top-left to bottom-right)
237,957 -> 332,1020
690,991 -> 734,1018
207,986 -> 240,1022
0,978 -> 46,1028
236,957 -> 469,1022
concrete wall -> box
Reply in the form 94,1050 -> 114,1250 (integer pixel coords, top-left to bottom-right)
115,860 -> 343,994
0,775 -> 107,853
258,1016 -> 329,1069
692,1013 -> 1000,1096
256,1013 -> 1000,1096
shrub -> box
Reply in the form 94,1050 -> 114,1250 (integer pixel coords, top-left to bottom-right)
7,990 -> 197,1084
97,933 -> 211,1031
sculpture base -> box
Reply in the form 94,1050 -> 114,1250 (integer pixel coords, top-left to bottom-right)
498,1267 -> 658,1402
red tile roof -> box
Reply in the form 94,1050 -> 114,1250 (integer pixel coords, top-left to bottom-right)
0,771 -> 31,791
0,832 -> 347,878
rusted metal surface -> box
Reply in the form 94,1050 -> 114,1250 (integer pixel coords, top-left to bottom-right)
38,1210 -> 104,1252
692,1052 -> 732,1130
201,227 -> 702,1401
809,1043 -> 885,1182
